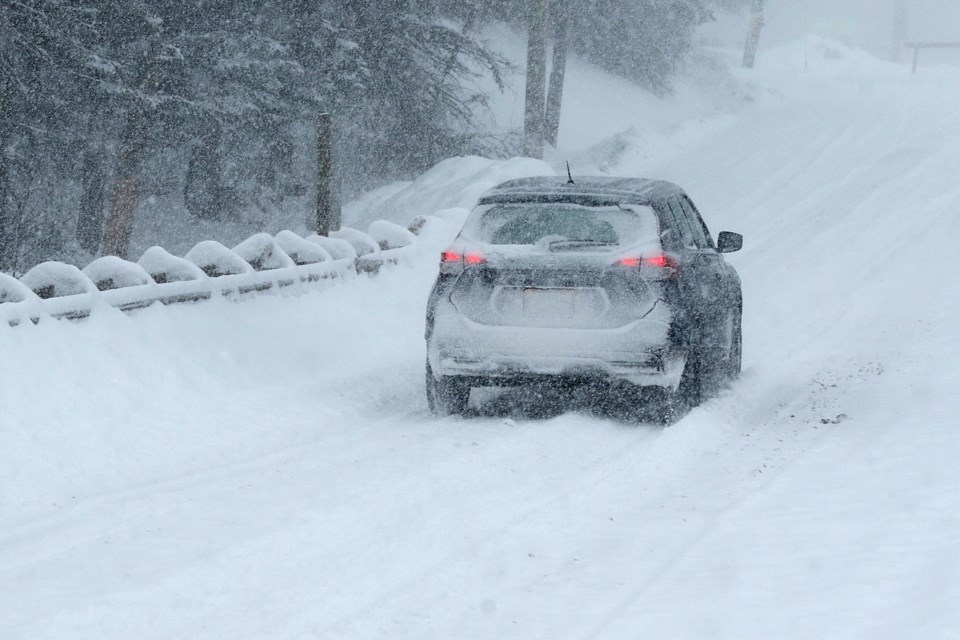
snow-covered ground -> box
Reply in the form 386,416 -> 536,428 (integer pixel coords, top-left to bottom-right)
3,40 -> 960,639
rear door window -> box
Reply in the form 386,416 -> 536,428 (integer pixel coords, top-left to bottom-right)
680,196 -> 714,249
666,198 -> 701,249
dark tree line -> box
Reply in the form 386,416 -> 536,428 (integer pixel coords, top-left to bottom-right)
0,0 -> 714,271
442,0 -> 713,95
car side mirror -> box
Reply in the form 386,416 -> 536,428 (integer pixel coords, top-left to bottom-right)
717,231 -> 743,253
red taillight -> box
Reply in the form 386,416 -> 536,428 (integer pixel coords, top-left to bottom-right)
440,249 -> 485,273
616,253 -> 678,276
442,251 -> 463,263
641,254 -> 672,268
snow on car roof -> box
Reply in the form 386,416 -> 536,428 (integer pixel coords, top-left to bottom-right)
478,176 -> 684,206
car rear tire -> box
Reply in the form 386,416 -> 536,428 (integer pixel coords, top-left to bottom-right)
678,345 -> 706,406
689,306 -> 741,401
426,361 -> 469,416
639,348 -> 702,424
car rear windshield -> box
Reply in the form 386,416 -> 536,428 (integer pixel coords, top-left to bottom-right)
460,202 -> 660,250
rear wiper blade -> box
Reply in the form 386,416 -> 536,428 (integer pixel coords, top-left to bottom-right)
547,239 -> 617,251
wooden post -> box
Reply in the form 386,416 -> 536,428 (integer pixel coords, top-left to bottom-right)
524,0 -> 549,159
544,1 -> 570,148
315,112 -> 339,235
742,0 -> 765,69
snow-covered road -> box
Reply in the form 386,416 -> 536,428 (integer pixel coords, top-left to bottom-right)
3,43 -> 960,638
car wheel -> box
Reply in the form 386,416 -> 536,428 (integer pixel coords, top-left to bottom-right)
640,348 -> 702,424
426,361 -> 469,416
697,307 -> 741,395
677,343 -> 705,407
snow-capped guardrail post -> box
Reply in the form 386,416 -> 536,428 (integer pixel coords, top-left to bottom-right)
0,223 -> 422,328
315,112 -> 341,235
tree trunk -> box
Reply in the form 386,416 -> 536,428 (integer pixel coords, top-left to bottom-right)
0,53 -> 15,271
524,0 -> 549,159
544,1 -> 570,148
184,125 -> 224,220
742,0 -> 765,69
101,117 -> 147,259
0,125 -> 13,272
314,113 -> 340,235
101,26 -> 162,259
77,146 -> 106,254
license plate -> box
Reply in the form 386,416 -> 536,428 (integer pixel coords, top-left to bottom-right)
522,288 -> 576,318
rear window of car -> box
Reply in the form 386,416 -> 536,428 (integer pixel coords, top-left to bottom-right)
459,203 -> 660,250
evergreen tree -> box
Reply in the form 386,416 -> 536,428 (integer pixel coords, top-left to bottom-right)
0,0 -> 713,268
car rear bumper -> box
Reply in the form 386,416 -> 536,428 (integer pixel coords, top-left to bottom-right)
428,304 -> 685,389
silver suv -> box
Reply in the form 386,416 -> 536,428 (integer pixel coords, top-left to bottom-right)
425,177 -> 743,417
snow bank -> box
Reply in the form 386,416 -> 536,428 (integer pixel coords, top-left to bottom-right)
345,156 -> 554,229
754,35 -> 899,79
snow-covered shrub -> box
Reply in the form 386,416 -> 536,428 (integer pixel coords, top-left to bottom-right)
82,256 -> 153,291
184,241 -> 253,278
232,233 -> 295,271
20,262 -> 96,299
367,220 -> 416,250
0,273 -> 33,304
306,234 -> 357,261
330,227 -> 380,257
138,247 -> 207,284
274,230 -> 332,265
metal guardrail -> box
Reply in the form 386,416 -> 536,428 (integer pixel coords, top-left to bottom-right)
1,224 -> 418,328
904,42 -> 960,73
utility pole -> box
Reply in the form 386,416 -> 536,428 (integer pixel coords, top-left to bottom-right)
892,0 -> 908,62
742,0 -> 765,69
524,0 -> 549,159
